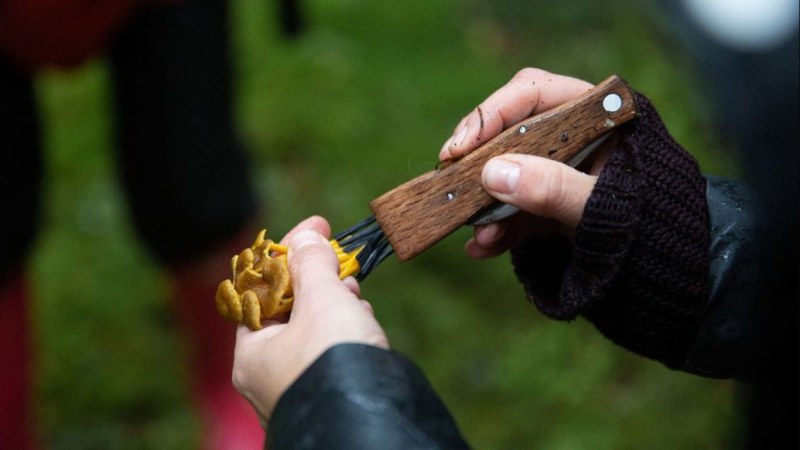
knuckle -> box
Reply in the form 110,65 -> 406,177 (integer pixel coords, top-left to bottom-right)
525,165 -> 565,218
293,246 -> 331,271
513,67 -> 549,82
231,366 -> 246,392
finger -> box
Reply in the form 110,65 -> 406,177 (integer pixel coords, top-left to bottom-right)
235,323 -> 250,341
465,223 -> 509,259
482,154 -> 596,228
279,215 -> 332,246
438,115 -> 470,159
287,230 -> 351,316
360,300 -> 375,316
235,322 -> 285,342
440,69 -> 593,160
465,213 -> 556,259
342,276 -> 361,297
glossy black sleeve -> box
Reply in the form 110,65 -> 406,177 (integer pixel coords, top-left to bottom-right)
268,343 -> 469,450
683,177 -> 759,380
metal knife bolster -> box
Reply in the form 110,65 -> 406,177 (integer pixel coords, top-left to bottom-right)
369,75 -> 640,261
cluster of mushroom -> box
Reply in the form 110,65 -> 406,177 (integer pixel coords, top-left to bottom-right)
215,229 -> 362,330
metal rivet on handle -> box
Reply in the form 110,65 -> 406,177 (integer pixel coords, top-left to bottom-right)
603,93 -> 622,112
518,126 -> 528,134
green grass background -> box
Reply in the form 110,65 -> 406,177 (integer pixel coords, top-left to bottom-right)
30,0 -> 743,448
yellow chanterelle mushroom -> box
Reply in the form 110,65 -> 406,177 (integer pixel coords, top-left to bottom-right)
215,229 -> 362,330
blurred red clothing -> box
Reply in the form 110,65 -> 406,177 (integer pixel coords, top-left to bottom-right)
0,0 -> 154,71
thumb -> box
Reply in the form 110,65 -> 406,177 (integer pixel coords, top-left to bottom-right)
287,230 -> 345,314
482,154 -> 596,228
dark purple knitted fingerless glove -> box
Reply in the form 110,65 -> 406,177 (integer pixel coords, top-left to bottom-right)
511,93 -> 709,368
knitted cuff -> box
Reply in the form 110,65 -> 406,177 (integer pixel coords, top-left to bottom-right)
511,93 -> 710,367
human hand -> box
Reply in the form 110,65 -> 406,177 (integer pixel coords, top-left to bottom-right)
232,216 -> 389,427
439,68 -> 614,258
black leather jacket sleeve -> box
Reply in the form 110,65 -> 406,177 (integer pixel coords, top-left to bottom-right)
268,343 -> 469,450
682,177 -> 759,381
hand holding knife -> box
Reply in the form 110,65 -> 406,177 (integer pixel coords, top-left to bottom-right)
337,74 -> 640,278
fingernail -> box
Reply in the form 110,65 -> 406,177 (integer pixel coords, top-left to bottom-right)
483,159 -> 520,194
439,136 -> 454,160
452,126 -> 468,147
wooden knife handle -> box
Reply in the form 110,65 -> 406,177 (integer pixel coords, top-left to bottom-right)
370,75 -> 639,261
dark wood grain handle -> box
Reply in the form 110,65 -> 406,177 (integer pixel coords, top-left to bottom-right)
370,75 -> 639,261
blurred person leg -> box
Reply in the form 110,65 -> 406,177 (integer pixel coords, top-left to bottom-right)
0,273 -> 35,450
108,0 -> 263,448
0,59 -> 43,450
